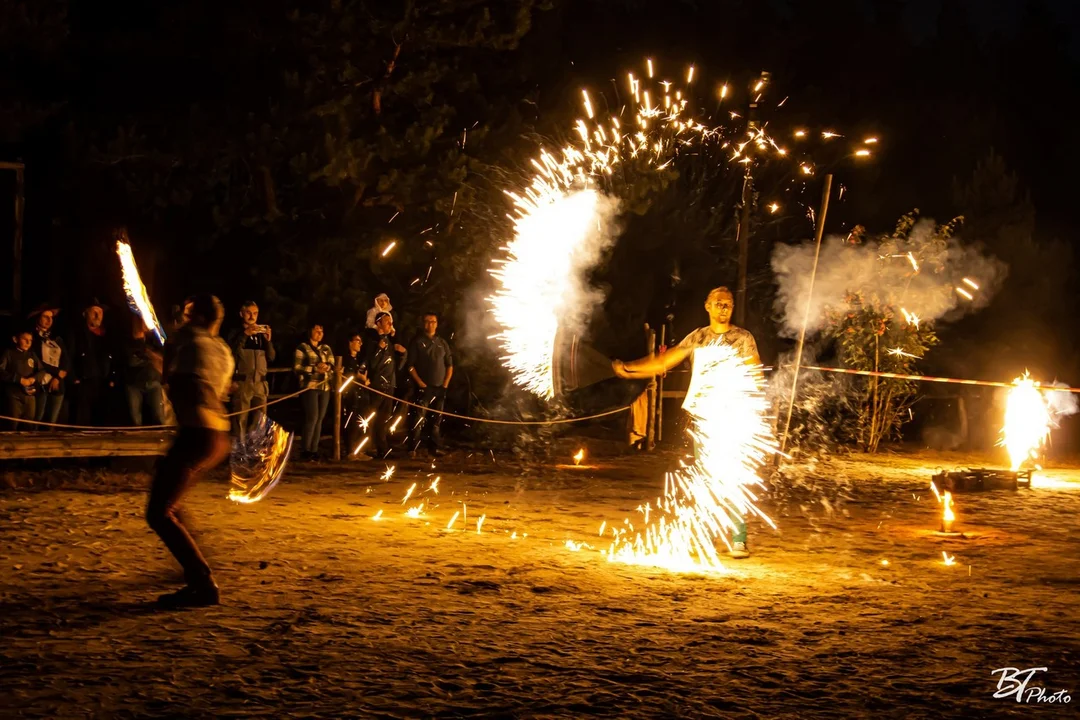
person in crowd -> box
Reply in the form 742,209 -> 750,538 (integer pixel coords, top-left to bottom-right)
1,328 -> 46,430
407,312 -> 453,457
148,294 -> 233,608
358,312 -> 407,458
365,293 -> 393,330
612,286 -> 760,559
69,299 -> 115,426
341,331 -> 370,459
124,316 -> 166,426
29,303 -> 70,425
293,324 -> 335,461
228,301 -> 275,438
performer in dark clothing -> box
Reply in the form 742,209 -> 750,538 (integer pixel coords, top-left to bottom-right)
358,312 -> 406,458
1,329 -> 46,430
69,301 -> 115,426
147,294 -> 233,609
407,312 -> 454,456
29,304 -> 70,425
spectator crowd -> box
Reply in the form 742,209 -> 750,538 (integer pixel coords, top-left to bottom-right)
1,294 -> 455,461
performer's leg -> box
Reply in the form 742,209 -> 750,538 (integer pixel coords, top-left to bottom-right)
146,428 -> 230,597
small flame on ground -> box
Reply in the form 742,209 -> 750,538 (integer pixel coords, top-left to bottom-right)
476,515 -> 486,534
372,509 -> 383,521
942,551 -> 956,566
573,449 -> 585,466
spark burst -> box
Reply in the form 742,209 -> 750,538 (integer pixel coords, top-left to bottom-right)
1001,373 -> 1051,470
605,344 -> 777,573
488,60 -> 864,398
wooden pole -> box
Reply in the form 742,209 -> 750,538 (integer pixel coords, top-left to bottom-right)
734,167 -> 752,327
656,325 -> 666,443
780,173 -> 833,455
333,356 -> 342,461
645,325 -> 657,451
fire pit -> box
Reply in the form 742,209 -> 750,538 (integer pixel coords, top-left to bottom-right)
931,468 -> 1033,493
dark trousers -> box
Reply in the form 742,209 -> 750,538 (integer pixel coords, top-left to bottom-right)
126,382 -> 165,426
367,393 -> 395,458
4,391 -> 36,430
232,379 -> 269,438
34,391 -> 64,425
408,387 -> 446,452
300,388 -> 330,453
146,427 -> 230,587
73,378 -> 106,426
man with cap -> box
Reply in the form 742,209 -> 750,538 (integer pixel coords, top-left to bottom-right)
148,294 -> 233,608
29,303 -> 71,425
68,299 -> 116,426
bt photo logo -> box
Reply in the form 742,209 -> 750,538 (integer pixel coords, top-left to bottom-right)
991,667 -> 1072,704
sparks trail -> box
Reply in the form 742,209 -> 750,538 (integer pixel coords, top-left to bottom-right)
605,344 -> 777,573
489,59 -> 872,400
795,365 -> 1080,393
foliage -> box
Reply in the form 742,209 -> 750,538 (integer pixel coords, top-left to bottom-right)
824,211 -> 958,452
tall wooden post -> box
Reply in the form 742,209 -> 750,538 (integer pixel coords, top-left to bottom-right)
656,326 -> 666,443
734,167 -> 752,327
645,325 -> 657,451
333,356 -> 343,461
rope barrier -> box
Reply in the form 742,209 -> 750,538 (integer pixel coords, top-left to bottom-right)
353,382 -> 630,425
796,365 -> 1080,393
0,382 -> 629,430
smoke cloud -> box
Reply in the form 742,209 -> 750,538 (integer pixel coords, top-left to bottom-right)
770,219 -> 1007,338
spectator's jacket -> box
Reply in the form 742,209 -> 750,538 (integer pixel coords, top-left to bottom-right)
407,333 -> 453,387
359,335 -> 406,393
164,325 -> 234,431
1,347 -> 46,397
32,329 -> 70,394
124,336 -> 163,388
229,327 -> 275,384
293,341 -> 335,389
342,351 -> 363,378
69,325 -> 114,383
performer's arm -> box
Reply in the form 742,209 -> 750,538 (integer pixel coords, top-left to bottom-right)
612,346 -> 692,378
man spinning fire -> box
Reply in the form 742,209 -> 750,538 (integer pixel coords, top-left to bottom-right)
612,286 -> 760,558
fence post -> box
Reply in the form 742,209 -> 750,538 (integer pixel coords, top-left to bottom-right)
333,356 -> 342,461
656,326 -> 665,444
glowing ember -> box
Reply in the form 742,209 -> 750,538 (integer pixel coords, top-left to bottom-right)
116,236 -> 166,344
573,448 -> 585,466
401,482 -> 417,504
446,511 -> 460,530
605,344 -> 777,573
598,521 -> 606,536
1001,373 -> 1051,470
381,465 -> 396,482
942,551 -> 956,566
428,476 -> 440,494
381,240 -> 397,257
405,502 -> 424,518
476,514 -> 486,534
228,419 -> 294,503
338,375 -> 355,392
372,509 -> 383,521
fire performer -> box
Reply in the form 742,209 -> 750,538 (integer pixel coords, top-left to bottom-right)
612,286 -> 760,558
147,294 -> 233,608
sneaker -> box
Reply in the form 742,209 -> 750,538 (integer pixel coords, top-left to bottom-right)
156,582 -> 220,609
728,541 -> 750,559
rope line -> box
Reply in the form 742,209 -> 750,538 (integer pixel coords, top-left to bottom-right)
0,382 -> 629,430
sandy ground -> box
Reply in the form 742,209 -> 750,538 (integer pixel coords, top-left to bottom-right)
2,446 -> 1079,719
